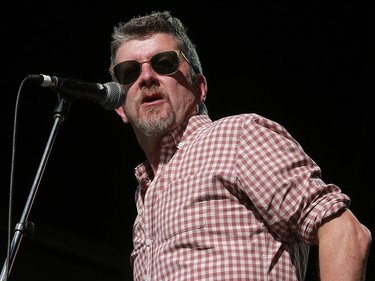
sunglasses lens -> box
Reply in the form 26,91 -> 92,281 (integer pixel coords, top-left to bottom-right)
112,51 -> 181,85
151,51 -> 179,75
113,60 -> 140,85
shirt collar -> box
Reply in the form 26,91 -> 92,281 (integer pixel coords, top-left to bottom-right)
134,115 -> 212,186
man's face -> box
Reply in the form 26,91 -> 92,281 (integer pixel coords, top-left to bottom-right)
114,33 -> 200,137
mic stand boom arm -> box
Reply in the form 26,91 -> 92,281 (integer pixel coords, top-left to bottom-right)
0,96 -> 71,281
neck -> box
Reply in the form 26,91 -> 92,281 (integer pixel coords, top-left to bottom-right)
135,132 -> 163,174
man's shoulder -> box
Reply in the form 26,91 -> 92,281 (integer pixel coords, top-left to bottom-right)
213,113 -> 264,126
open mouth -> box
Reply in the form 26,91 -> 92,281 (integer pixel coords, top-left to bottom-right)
143,95 -> 162,102
141,93 -> 165,106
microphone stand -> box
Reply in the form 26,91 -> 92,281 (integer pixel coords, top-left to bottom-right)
0,96 -> 71,281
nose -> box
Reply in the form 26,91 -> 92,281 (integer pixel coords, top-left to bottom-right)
138,62 -> 158,86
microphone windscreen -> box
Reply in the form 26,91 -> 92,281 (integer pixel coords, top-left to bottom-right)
101,82 -> 125,110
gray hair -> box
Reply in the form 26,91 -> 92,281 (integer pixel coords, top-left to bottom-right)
110,11 -> 208,115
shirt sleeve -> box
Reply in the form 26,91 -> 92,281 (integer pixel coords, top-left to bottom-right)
235,113 -> 350,244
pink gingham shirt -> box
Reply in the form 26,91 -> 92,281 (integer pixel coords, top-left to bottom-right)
131,113 -> 350,281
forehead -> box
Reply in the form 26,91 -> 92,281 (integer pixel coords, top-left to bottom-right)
116,33 -> 178,62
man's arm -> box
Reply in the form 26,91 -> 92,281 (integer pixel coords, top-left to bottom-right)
316,209 -> 372,281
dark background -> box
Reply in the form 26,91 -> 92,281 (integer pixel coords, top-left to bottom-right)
1,1 -> 373,280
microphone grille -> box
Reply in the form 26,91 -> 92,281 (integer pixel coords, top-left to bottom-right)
101,82 -> 125,110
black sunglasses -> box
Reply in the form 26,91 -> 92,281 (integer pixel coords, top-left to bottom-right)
109,50 -> 188,85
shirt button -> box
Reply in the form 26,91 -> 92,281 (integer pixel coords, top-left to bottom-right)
177,141 -> 184,149
145,276 -> 151,281
145,238 -> 153,246
138,208 -> 143,215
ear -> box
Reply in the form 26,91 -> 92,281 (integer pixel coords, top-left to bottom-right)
196,74 -> 208,103
114,106 -> 129,124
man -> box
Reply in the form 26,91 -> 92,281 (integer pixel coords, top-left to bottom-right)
109,11 -> 371,281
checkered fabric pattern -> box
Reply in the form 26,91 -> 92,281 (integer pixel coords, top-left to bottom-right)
131,114 -> 350,281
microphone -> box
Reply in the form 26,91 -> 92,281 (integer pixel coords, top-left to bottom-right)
28,74 -> 125,110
